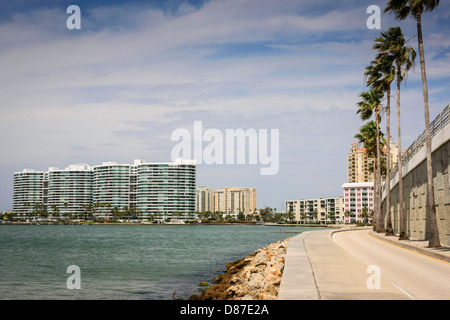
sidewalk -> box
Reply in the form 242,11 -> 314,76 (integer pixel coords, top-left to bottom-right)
277,231 -> 318,300
277,228 -> 450,300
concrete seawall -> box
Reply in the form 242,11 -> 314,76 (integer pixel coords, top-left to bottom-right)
382,116 -> 450,246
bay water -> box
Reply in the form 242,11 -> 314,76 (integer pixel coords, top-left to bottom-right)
0,224 -> 320,300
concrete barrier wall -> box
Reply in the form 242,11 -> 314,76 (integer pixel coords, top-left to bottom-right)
382,123 -> 450,246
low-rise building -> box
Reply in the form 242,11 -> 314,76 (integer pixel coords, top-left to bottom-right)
286,197 -> 345,224
342,182 -> 374,224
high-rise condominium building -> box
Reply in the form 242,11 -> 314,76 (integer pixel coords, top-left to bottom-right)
196,187 -> 257,215
286,197 -> 344,224
347,142 -> 374,183
13,169 -> 46,215
348,138 -> 399,183
47,164 -> 93,216
385,136 -> 399,171
212,189 -> 225,213
13,159 -> 196,218
196,186 -> 214,213
224,187 -> 257,215
92,162 -> 132,217
135,161 -> 196,216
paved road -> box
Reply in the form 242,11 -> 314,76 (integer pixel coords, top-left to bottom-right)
278,228 -> 450,300
332,229 -> 450,300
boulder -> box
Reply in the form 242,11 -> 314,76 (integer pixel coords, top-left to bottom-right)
189,237 -> 290,300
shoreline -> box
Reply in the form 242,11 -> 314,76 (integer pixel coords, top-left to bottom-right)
0,221 -> 337,227
189,238 -> 290,300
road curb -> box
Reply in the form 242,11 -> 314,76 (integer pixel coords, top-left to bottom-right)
368,231 -> 450,263
328,228 -> 450,263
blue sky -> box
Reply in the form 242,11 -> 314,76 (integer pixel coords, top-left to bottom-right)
1,0 -> 449,211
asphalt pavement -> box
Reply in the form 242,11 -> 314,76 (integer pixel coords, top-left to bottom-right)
277,227 -> 450,300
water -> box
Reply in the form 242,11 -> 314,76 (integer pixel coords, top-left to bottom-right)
0,224 -> 321,300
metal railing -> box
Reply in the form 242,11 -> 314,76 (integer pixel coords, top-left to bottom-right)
390,104 -> 450,179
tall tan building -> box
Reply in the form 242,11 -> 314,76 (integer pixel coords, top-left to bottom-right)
196,186 -> 214,213
348,138 -> 399,183
223,187 -> 257,215
385,136 -> 400,171
212,189 -> 225,213
348,142 -> 374,183
196,187 -> 257,215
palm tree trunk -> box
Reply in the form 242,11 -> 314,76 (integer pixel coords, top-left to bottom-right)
397,64 -> 409,240
385,86 -> 395,236
376,105 -> 385,232
416,10 -> 441,248
373,154 -> 378,231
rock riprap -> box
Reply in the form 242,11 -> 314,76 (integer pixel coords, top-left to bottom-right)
190,238 -> 290,300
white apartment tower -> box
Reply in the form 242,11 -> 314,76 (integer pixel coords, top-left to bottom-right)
13,169 -> 46,215
47,164 -> 93,216
92,162 -> 132,218
13,159 -> 196,218
135,161 -> 196,216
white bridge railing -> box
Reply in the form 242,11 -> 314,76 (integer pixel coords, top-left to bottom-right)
389,104 -> 450,180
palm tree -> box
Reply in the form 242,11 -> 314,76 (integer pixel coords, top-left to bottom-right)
299,213 -> 306,224
344,210 -> 351,224
312,211 -> 318,224
354,120 -> 386,229
328,212 -> 336,224
357,90 -> 385,232
384,0 -> 441,248
355,121 -> 385,159
368,51 -> 397,236
372,26 -> 416,240
287,210 -> 295,223
51,204 -> 60,220
361,206 -> 370,224
364,57 -> 396,235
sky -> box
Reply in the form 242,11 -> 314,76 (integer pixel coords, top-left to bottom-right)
1,0 -> 449,211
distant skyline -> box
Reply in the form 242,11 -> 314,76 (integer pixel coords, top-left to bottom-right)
1,0 -> 449,211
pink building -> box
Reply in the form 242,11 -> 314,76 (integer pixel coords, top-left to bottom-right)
342,182 -> 374,224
